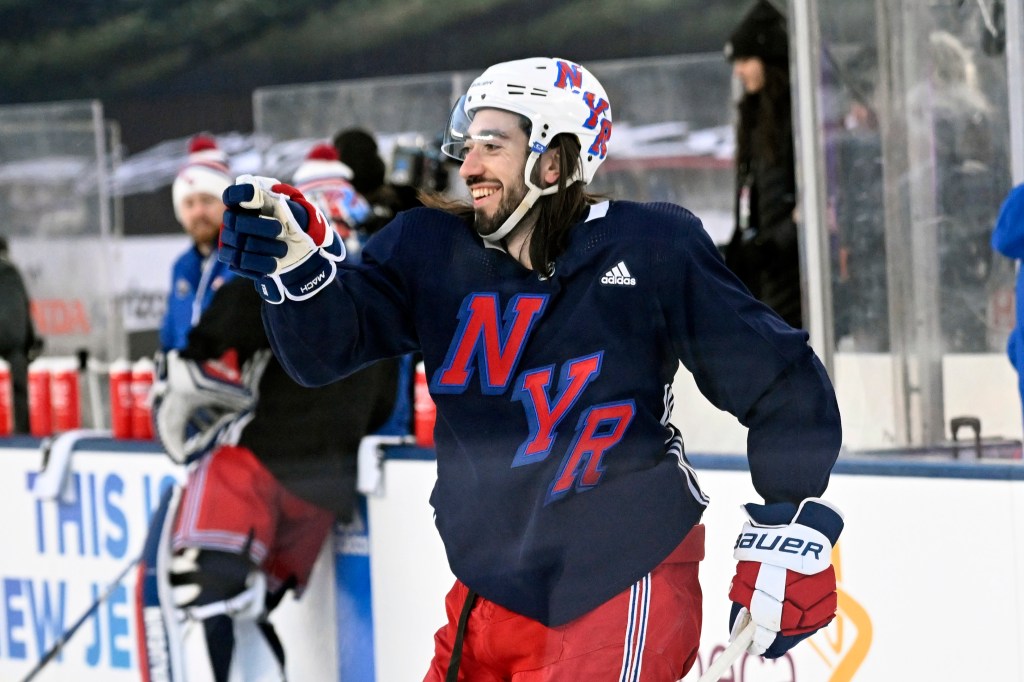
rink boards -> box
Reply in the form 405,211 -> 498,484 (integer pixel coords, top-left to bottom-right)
0,437 -> 1023,681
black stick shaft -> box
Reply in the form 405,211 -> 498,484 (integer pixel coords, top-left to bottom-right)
20,555 -> 141,682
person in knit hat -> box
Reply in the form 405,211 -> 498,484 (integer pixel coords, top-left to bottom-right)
159,134 -> 237,351
722,0 -> 804,329
724,0 -> 788,68
292,142 -> 373,262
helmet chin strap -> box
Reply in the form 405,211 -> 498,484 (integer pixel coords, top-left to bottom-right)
479,152 -> 559,244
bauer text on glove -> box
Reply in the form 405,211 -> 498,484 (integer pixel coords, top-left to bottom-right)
726,497 -> 844,659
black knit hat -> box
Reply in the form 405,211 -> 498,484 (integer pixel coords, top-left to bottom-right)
724,0 -> 788,66
333,128 -> 386,196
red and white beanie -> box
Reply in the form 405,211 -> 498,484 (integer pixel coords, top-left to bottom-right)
293,143 -> 371,231
172,134 -> 232,223
292,143 -> 354,186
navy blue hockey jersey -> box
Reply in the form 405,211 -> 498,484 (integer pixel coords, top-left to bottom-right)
262,200 -> 842,626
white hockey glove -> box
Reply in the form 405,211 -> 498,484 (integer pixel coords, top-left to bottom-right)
727,497 -> 844,659
150,350 -> 256,464
219,174 -> 346,304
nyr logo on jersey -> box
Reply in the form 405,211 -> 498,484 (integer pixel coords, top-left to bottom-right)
433,292 -> 635,504
553,60 -> 612,161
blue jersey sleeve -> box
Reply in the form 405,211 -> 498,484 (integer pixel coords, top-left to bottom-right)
653,204 -> 841,503
262,212 -> 421,387
160,253 -> 192,352
992,183 -> 1024,258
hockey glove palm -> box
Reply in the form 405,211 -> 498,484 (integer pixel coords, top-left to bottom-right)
219,174 -> 345,303
727,498 -> 844,659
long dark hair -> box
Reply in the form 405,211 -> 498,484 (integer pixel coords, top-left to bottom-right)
527,135 -> 600,276
736,62 -> 792,169
420,133 -> 600,276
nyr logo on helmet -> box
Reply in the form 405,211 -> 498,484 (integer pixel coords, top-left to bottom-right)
553,60 -> 612,160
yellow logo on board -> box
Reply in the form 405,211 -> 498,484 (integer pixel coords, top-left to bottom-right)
807,543 -> 872,680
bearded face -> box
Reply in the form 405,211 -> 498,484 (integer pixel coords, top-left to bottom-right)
179,192 -> 224,254
456,108 -> 534,240
472,171 -> 529,238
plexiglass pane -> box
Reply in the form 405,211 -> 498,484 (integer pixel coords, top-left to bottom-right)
814,0 -> 1016,448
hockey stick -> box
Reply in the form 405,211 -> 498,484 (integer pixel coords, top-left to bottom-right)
691,621 -> 756,682
20,554 -> 142,682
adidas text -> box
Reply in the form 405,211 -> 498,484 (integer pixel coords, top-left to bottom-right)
601,261 -> 636,286
600,274 -> 636,286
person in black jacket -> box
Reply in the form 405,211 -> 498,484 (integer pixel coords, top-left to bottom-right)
333,128 -> 420,433
0,237 -> 41,433
136,252 -> 397,680
723,0 -> 803,329
333,127 -> 424,235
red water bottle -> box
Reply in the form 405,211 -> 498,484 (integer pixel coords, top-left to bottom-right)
28,358 -> 52,437
130,357 -> 155,440
108,358 -> 133,439
413,361 -> 436,448
50,356 -> 81,432
0,358 -> 13,436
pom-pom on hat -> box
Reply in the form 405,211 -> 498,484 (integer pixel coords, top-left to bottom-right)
724,0 -> 788,67
172,134 -> 232,224
292,143 -> 353,186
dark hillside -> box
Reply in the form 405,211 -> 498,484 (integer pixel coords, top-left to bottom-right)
0,0 -> 747,150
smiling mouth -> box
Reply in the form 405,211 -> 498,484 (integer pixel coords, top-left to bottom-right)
471,186 -> 499,202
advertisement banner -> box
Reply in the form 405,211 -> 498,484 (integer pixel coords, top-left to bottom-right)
335,495 -> 375,681
5,441 -> 1024,680
0,443 -> 180,681
0,441 -> 338,682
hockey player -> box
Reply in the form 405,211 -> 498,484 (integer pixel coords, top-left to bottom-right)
136,161 -> 398,681
219,57 -> 844,680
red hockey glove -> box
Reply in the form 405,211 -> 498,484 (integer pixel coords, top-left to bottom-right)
727,497 -> 844,659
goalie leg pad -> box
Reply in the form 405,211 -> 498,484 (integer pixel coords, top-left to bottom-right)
171,549 -> 285,682
135,484 -> 188,682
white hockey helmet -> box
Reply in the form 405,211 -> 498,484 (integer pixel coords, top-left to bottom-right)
442,58 -> 613,242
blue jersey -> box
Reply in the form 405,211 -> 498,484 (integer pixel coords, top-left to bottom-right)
262,200 -> 841,626
160,245 -> 236,351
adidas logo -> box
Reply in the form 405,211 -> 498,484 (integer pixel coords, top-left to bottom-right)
600,260 -> 636,286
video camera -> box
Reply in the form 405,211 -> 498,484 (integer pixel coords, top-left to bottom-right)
388,134 -> 451,194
